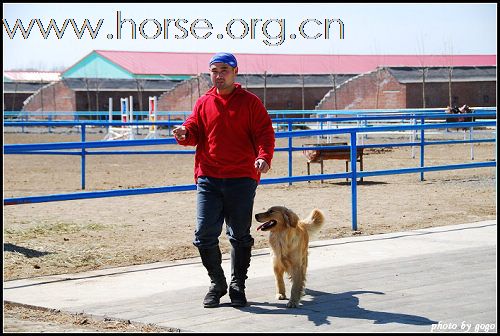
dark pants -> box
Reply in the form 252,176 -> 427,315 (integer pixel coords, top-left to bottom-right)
193,176 -> 257,249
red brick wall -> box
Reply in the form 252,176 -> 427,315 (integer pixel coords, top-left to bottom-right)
157,76 -> 211,117
249,87 -> 331,110
18,72 -> 496,122
23,81 -> 76,120
157,75 -> 331,115
406,81 -> 496,108
317,68 -> 406,110
4,93 -> 32,111
317,68 -> 497,110
158,77 -> 329,111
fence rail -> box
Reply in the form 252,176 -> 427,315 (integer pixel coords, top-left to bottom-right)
4,106 -> 497,120
4,110 -> 497,231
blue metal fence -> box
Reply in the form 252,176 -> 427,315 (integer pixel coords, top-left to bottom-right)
4,106 -> 497,120
4,111 -> 496,230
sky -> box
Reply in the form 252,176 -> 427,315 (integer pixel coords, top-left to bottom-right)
2,3 -> 497,71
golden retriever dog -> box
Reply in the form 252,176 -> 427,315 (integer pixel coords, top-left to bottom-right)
255,206 -> 325,308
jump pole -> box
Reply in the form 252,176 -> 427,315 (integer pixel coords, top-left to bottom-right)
145,96 -> 158,139
104,97 -> 134,140
124,97 -> 135,139
108,97 -> 113,133
121,97 -> 129,123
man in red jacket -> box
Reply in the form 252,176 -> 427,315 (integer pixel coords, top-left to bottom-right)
173,52 -> 275,308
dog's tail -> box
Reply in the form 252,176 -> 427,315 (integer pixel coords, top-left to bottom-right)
304,208 -> 325,237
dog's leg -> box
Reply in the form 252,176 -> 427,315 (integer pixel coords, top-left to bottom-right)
287,268 -> 305,308
274,263 -> 287,300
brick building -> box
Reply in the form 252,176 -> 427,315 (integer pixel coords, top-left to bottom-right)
158,73 -> 356,112
316,66 -> 496,110
3,51 -> 496,116
3,71 -> 60,111
21,78 -> 180,120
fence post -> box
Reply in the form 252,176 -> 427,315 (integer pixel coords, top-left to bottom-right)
469,126 -> 474,160
288,121 -> 293,186
48,114 -> 53,133
168,114 -> 172,136
108,98 -> 113,134
81,124 -> 86,190
411,114 -> 416,159
420,117 -> 425,181
350,131 -> 358,231
22,112 -> 26,133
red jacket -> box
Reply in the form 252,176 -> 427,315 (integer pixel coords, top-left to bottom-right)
176,83 -> 275,183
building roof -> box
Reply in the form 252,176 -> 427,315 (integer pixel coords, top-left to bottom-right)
233,74 -> 355,88
388,66 -> 497,83
3,71 -> 61,82
67,50 -> 497,76
3,82 -> 48,93
61,78 -> 180,91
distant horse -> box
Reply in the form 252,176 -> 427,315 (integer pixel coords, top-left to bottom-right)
445,105 -> 474,130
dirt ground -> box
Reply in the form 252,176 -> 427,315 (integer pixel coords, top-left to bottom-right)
3,127 -> 497,332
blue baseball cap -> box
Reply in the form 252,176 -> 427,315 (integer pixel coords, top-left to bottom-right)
209,52 -> 238,68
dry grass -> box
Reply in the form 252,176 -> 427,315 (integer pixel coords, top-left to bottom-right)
3,129 -> 497,332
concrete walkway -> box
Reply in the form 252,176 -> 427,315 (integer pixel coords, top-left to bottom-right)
4,220 -> 497,333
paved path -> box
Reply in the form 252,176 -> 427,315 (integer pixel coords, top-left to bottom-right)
4,221 -> 497,333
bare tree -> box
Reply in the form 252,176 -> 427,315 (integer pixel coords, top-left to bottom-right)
81,68 -> 97,115
196,75 -> 201,97
444,40 -> 454,107
263,71 -> 267,108
95,79 -> 104,114
328,44 -> 339,128
82,77 -> 92,112
330,73 -> 337,110
52,82 -> 57,113
11,82 -> 18,111
135,78 -> 145,117
448,66 -> 453,107
190,79 -> 194,110
375,67 -> 381,109
301,74 -> 305,110
127,57 -> 145,118
421,67 -> 427,108
416,35 -> 428,108
40,78 -> 44,112
371,43 -> 386,109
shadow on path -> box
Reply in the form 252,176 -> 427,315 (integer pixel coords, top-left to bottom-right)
4,243 -> 53,258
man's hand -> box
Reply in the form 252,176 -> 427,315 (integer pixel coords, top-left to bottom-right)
173,126 -> 187,140
255,159 -> 270,173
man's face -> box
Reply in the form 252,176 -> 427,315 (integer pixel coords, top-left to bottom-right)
210,63 -> 238,91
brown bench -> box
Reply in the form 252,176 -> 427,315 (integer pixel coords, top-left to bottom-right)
302,142 -> 364,182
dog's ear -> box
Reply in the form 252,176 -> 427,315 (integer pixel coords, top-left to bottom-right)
283,209 -> 299,228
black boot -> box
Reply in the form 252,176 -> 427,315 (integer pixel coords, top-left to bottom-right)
229,246 -> 252,307
198,246 -> 228,308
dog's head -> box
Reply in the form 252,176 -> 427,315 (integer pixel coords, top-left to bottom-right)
255,206 -> 300,232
